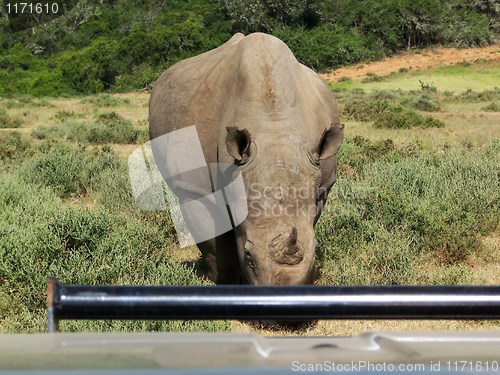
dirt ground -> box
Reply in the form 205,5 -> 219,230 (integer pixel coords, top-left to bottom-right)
321,44 -> 500,82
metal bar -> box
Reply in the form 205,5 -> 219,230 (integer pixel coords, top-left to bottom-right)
47,276 -> 59,333
47,278 -> 500,326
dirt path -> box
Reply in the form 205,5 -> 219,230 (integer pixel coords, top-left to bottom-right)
321,44 -> 500,82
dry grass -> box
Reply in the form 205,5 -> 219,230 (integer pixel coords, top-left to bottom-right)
344,115 -> 499,151
231,319 -> 500,337
2,60 -> 499,336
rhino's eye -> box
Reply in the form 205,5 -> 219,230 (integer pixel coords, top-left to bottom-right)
244,240 -> 258,278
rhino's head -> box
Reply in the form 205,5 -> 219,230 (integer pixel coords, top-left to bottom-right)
225,124 -> 343,285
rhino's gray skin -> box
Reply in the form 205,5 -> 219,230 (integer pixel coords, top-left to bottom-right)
149,33 -> 343,285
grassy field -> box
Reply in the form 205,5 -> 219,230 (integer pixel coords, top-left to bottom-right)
0,60 -> 499,335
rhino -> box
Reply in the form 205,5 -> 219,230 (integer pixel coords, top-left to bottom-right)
149,32 -> 343,285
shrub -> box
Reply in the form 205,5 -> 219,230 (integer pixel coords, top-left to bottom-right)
337,136 -> 395,177
30,125 -> 65,140
361,73 -> 386,83
343,92 -> 445,129
0,173 -> 227,332
481,102 -> 500,112
440,9 -> 493,47
58,38 -> 122,94
458,88 -> 500,102
0,108 -> 22,128
90,112 -> 140,144
0,132 -> 30,160
419,80 -> 437,93
411,95 -> 441,111
373,106 -> 445,129
31,112 -> 140,144
19,143 -> 121,198
4,96 -> 52,108
52,110 -> 85,122
317,145 -> 499,285
81,94 -> 131,107
343,98 -> 391,121
0,45 -> 73,97
273,24 -> 378,71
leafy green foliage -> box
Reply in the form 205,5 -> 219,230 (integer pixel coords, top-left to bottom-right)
0,166 -> 227,332
0,44 -> 73,97
317,142 -> 499,285
58,38 -> 122,93
0,132 -> 31,160
342,90 -> 445,129
274,24 -> 378,71
31,112 -> 141,144
482,102 -> 500,111
0,0 -> 497,95
19,143 -> 121,198
0,108 -> 22,128
80,93 -> 130,107
373,106 -> 445,129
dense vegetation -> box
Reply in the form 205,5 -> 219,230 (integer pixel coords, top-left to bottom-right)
0,0 -> 498,96
1,60 -> 499,331
0,133 -> 228,332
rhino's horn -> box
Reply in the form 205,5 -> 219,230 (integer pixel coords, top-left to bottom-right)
285,224 -> 298,253
269,225 -> 303,265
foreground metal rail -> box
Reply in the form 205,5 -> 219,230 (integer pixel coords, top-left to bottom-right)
47,277 -> 500,332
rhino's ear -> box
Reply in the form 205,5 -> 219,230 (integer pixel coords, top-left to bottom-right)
318,123 -> 344,160
226,127 -> 252,163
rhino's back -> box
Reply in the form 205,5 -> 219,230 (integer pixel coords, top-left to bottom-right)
149,33 -> 337,163
149,33 -> 243,156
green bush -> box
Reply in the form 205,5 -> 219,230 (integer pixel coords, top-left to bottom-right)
441,9 -> 493,47
343,98 -> 391,121
0,132 -> 30,160
373,105 -> 445,129
337,76 -> 352,83
343,92 -> 445,129
317,144 -> 499,284
411,95 -> 441,111
0,45 -> 73,97
0,108 -> 21,128
31,112 -> 140,144
80,94 -> 131,107
361,73 -> 386,83
90,112 -> 140,144
30,125 -> 66,140
0,173 -> 227,332
337,136 -> 395,177
481,102 -> 500,112
19,143 -> 121,198
58,38 -> 122,94
457,88 -> 500,102
274,24 -> 379,71
52,110 -> 84,122
4,96 -> 53,108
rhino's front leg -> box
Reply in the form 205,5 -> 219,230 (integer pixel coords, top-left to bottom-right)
197,230 -> 240,284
